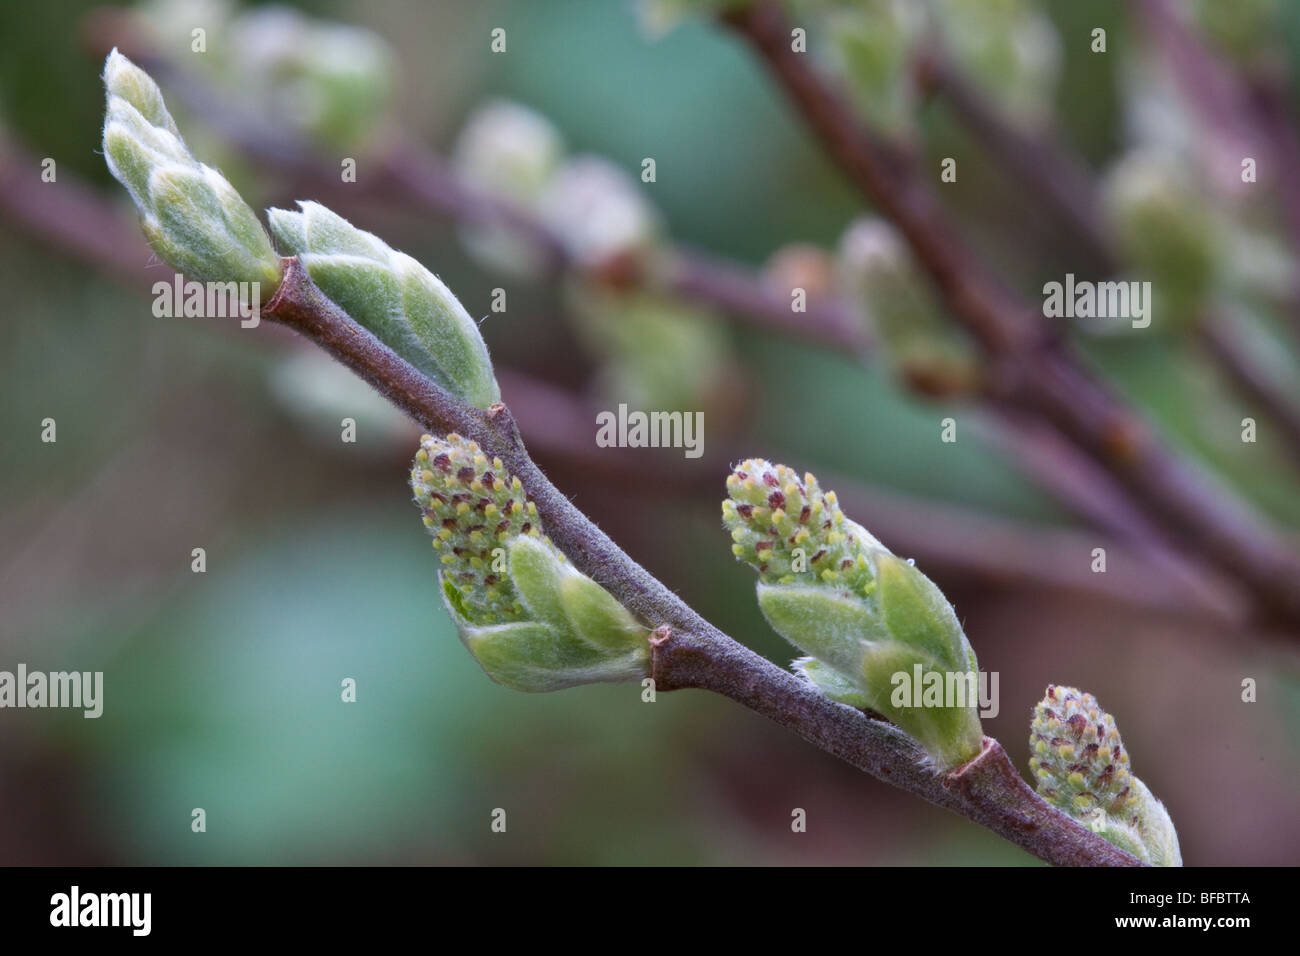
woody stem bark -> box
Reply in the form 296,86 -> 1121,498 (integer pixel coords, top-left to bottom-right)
263,254 -> 1142,866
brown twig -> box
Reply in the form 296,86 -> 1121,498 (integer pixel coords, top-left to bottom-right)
1197,313 -> 1300,471
263,255 -> 1140,866
1129,0 -> 1300,328
917,25 -> 1300,482
724,0 -> 1300,633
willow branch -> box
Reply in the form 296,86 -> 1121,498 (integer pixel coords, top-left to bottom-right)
725,0 -> 1300,633
1129,0 -> 1300,335
263,255 -> 1141,866
917,37 -> 1300,480
1197,314 -> 1300,471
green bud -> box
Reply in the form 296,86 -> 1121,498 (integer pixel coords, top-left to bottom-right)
757,584 -> 876,677
565,285 -> 735,412
875,551 -> 970,668
101,50 -> 281,293
228,6 -> 394,150
1127,777 -> 1182,868
453,100 -> 565,207
723,459 -> 984,768
1029,686 -> 1136,817
1029,685 -> 1182,865
822,0 -> 924,135
102,45 -> 180,138
451,100 -> 566,277
1103,150 -> 1221,330
411,431 -> 538,623
723,460 -> 881,589
1089,813 -> 1149,863
936,0 -> 1061,127
412,434 -> 649,692
838,218 -> 979,394
556,569 -> 647,653
539,157 -> 661,267
269,201 -> 500,408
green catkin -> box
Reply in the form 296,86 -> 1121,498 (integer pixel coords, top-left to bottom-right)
411,434 -> 649,692
1029,685 -> 1182,865
723,457 -> 984,769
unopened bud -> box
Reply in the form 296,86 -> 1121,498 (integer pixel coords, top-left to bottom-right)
269,201 -> 500,408
412,434 -> 649,691
539,156 -> 661,268
1029,685 -> 1182,865
723,458 -> 983,768
102,50 -> 281,293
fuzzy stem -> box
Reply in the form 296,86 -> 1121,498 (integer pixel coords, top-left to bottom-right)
264,255 -> 1141,866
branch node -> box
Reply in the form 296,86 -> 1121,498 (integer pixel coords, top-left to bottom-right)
263,255 -> 304,319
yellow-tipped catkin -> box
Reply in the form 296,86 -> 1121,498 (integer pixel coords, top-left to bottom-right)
1029,685 -> 1182,865
411,434 -> 648,692
723,458 -> 983,769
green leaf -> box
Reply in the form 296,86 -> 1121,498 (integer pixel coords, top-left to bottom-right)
793,657 -> 871,709
875,552 -> 967,667
859,641 -> 984,768
558,571 -> 644,652
268,201 -> 501,408
101,51 -> 282,292
756,582 -> 876,677
505,535 -> 569,631
462,620 -> 646,693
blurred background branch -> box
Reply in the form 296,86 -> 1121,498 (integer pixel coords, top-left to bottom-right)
724,0 -> 1300,633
